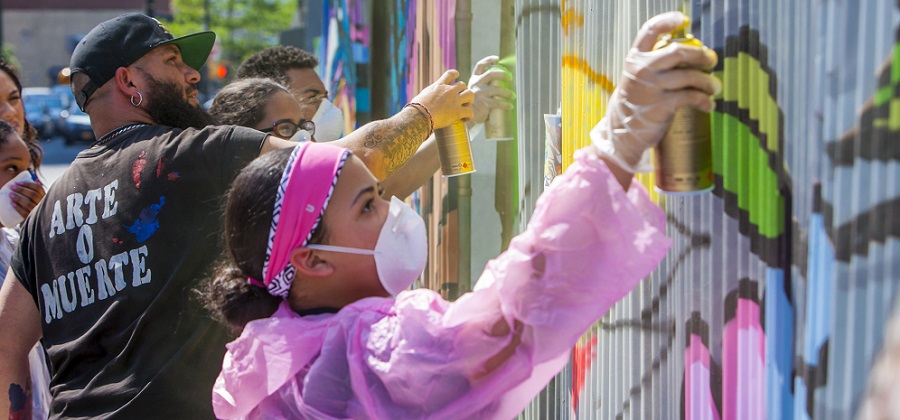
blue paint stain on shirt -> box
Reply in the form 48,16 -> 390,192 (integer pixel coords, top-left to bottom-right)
124,197 -> 166,242
8,382 -> 27,411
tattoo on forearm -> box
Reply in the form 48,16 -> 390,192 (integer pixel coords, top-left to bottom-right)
8,382 -> 31,420
364,107 -> 431,175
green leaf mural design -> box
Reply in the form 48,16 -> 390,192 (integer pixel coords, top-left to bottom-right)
710,29 -> 791,268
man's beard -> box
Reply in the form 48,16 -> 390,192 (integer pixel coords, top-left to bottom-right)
143,74 -> 216,130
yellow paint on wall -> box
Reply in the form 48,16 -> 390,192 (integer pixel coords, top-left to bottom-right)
561,57 -> 662,203
561,66 -> 610,169
561,54 -> 616,92
560,0 -> 584,36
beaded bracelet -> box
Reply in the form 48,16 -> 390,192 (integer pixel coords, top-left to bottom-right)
404,102 -> 434,137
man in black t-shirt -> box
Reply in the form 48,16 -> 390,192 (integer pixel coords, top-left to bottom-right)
0,13 -> 473,419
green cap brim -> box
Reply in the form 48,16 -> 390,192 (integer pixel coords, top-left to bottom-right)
165,31 -> 216,71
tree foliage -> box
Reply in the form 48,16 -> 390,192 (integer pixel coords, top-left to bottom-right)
166,0 -> 296,65
0,44 -> 22,72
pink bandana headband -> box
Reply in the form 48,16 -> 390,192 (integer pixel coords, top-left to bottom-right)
258,142 -> 351,297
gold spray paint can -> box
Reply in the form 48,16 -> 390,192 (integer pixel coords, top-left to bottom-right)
652,25 -> 714,195
484,64 -> 515,141
434,120 -> 476,177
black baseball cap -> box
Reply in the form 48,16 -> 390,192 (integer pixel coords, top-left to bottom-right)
70,13 -> 215,110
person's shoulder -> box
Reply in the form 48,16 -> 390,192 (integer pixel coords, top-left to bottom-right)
170,125 -> 265,143
163,126 -> 267,170
166,124 -> 235,140
114,125 -> 265,165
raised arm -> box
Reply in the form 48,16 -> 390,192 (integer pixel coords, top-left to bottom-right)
0,271 -> 42,418
360,11 -> 721,417
259,70 -> 473,180
591,12 -> 720,190
379,58 -> 515,199
335,70 -> 474,180
379,136 -> 439,199
340,105 -> 433,181
466,55 -> 515,127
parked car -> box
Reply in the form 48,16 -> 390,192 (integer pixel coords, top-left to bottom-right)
63,103 -> 94,145
50,84 -> 74,109
23,96 -> 54,138
22,87 -> 67,138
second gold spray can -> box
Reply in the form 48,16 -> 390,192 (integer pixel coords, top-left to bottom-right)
484,64 -> 515,141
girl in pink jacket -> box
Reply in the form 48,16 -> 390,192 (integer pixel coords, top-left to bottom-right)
205,11 -> 720,420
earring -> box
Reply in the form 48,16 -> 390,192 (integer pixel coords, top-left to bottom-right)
130,92 -> 143,107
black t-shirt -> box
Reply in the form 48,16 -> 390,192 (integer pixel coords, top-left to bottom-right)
11,124 -> 266,419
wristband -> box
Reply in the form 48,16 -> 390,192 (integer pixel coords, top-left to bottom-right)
405,102 -> 434,137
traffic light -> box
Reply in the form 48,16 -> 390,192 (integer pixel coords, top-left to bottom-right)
215,63 -> 227,79
207,61 -> 229,80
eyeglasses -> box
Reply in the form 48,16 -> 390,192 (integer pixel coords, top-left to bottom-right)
260,119 -> 316,139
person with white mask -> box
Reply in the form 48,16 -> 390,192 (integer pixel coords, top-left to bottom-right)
209,75 -> 509,201
236,46 -> 515,198
237,47 -> 512,141
0,13 -> 475,419
0,120 -> 48,420
309,96 -> 344,141
210,78 -> 317,143
236,46 -> 342,140
206,11 -> 719,419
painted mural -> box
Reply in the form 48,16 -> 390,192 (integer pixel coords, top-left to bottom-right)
554,1 -> 900,419
312,0 -> 373,130
305,0 -> 899,418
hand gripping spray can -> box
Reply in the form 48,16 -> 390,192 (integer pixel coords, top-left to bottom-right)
484,64 -> 515,141
651,23 -> 714,195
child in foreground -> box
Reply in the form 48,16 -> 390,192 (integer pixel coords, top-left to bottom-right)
0,120 -> 48,419
206,11 -> 720,419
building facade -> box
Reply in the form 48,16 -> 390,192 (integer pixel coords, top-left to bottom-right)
2,0 -> 171,87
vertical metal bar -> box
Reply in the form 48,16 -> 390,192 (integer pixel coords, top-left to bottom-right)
455,0 -> 473,296
496,0 -> 519,251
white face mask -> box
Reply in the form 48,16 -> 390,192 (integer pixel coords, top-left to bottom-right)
0,170 -> 35,228
288,129 -> 313,143
306,196 -> 427,295
311,98 -> 345,142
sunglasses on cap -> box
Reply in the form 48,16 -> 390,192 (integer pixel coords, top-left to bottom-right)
260,119 -> 316,139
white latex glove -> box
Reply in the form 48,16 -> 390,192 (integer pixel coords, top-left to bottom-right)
591,11 -> 722,173
467,55 -> 515,126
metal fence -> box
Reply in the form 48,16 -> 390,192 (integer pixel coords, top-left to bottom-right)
309,0 -> 900,417
534,0 -> 900,418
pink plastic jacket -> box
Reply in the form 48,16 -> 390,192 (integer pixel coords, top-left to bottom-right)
212,149 -> 672,419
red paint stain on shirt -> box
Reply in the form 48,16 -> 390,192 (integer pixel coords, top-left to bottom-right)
133,151 -> 147,188
156,157 -> 168,178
